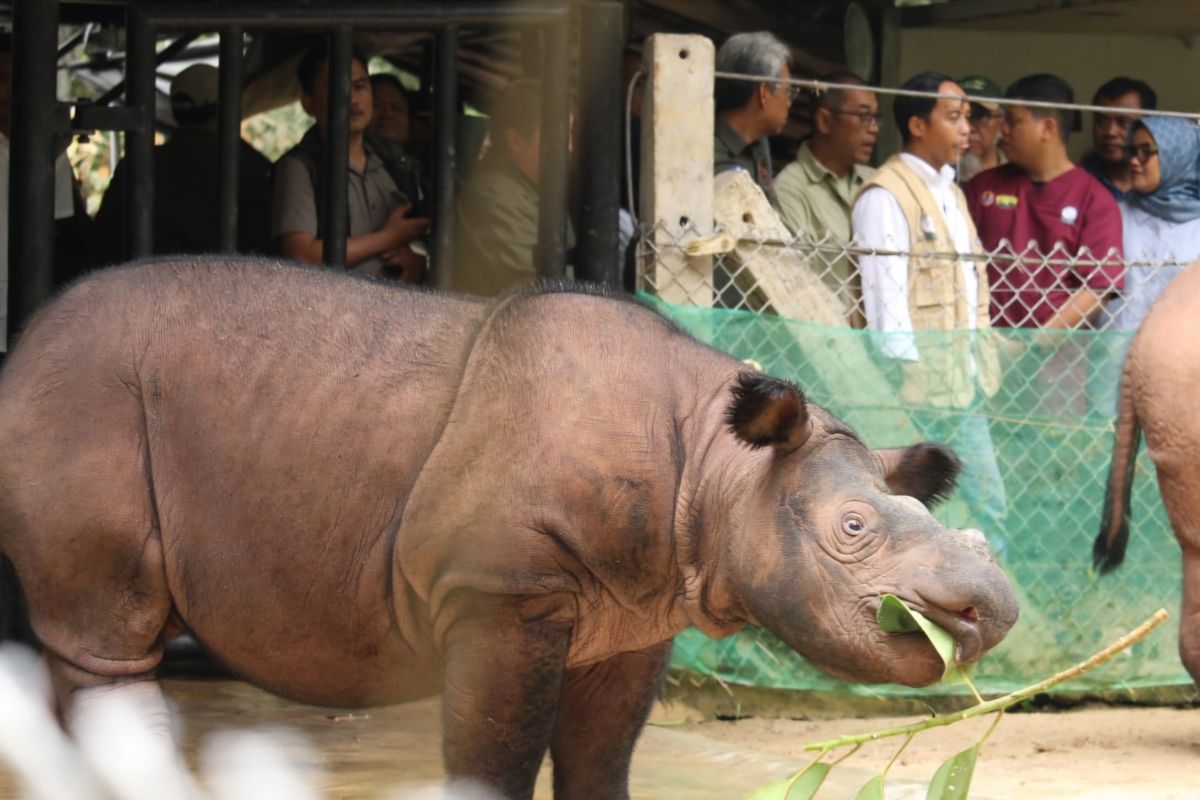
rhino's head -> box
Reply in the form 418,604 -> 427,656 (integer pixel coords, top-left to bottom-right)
720,372 -> 1018,687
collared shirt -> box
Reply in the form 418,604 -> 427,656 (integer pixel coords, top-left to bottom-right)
453,150 -> 576,297
1082,151 -> 1129,202
775,141 -> 875,324
852,152 -> 979,362
271,136 -> 406,278
965,163 -> 1124,327
776,140 -> 874,241
714,116 -> 778,210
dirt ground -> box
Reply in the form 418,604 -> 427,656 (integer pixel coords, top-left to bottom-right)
1,680 -> 1198,799
660,703 -> 1200,799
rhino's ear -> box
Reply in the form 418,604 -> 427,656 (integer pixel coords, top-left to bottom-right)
874,443 -> 962,507
725,372 -> 811,452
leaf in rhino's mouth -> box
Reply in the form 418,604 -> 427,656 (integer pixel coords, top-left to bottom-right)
876,593 -> 962,682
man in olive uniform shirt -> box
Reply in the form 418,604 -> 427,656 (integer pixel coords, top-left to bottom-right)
775,71 -> 878,325
453,79 -> 573,296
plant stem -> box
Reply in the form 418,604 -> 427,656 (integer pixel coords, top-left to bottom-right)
803,608 -> 1169,752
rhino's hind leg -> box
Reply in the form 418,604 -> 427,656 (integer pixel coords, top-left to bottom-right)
549,640 -> 673,800
1180,545 -> 1200,685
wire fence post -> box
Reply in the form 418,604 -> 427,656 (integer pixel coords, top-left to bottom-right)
639,34 -> 714,306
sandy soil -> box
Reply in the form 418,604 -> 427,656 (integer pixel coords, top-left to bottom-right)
665,703 -> 1200,799
1,681 -> 1197,799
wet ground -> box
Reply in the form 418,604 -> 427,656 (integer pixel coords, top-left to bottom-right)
2,679 -> 1198,798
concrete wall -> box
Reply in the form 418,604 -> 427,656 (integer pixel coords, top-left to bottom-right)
877,26 -> 1200,162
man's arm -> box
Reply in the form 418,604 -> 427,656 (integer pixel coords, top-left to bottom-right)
852,187 -> 918,362
1047,185 -> 1125,329
271,156 -> 428,267
279,205 -> 428,268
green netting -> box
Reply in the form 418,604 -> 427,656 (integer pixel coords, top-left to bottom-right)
648,299 -> 1188,697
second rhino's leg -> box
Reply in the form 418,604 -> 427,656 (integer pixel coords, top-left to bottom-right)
439,591 -> 575,800
1179,544 -> 1200,685
549,640 -> 673,800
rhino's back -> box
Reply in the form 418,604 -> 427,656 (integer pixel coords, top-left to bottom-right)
0,258 -> 488,705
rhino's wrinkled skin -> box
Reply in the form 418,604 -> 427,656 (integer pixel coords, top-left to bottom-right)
0,259 -> 1017,799
1096,260 -> 1200,685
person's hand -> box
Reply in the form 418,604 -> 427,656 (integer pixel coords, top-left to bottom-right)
383,204 -> 431,247
382,244 -> 427,284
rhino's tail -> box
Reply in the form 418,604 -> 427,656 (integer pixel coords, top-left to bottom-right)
1094,361 -> 1142,573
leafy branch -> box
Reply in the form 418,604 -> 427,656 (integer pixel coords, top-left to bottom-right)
747,607 -> 1169,800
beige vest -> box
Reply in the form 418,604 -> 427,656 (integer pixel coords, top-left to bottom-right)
859,155 -> 1000,407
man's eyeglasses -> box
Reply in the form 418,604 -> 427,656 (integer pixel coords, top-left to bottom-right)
1124,143 -> 1160,163
829,109 -> 881,128
772,82 -> 802,102
968,107 -> 1004,126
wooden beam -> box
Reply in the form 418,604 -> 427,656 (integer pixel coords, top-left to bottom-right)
903,0 -> 1114,27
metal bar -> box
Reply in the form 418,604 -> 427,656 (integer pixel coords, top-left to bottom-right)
576,1 -> 623,288
125,8 -> 156,259
92,33 -> 199,109
321,27 -> 351,269
431,25 -> 458,291
8,0 -> 59,346
141,3 -> 568,28
217,25 -> 243,253
56,25 -> 87,61
534,14 -> 569,282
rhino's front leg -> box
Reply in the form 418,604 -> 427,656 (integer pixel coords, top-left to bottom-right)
549,640 -> 673,800
439,591 -> 575,799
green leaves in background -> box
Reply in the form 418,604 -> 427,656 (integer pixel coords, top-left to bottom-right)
876,594 -> 958,681
924,745 -> 979,800
744,762 -> 831,800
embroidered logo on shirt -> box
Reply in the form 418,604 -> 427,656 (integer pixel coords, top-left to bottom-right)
995,194 -> 1018,209
1060,205 -> 1079,225
981,191 -> 995,207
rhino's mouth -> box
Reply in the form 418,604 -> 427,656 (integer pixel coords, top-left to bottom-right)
875,598 -> 986,666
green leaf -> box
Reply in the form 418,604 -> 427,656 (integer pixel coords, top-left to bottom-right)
744,762 -> 831,800
877,594 -> 958,680
924,745 -> 979,800
853,774 -> 886,800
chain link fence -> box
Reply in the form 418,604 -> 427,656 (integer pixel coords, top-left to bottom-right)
634,194 -> 1191,697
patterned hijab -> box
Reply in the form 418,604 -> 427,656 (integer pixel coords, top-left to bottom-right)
1128,116 -> 1200,223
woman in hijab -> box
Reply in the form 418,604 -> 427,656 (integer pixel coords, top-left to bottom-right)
1102,115 -> 1200,330
1092,115 -> 1200,412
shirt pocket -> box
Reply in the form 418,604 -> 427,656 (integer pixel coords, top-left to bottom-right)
911,261 -> 955,308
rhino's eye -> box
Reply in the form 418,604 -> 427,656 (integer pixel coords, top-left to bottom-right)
842,513 -> 866,535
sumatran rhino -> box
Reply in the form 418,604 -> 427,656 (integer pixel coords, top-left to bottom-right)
0,259 -> 1017,799
1095,260 -> 1200,686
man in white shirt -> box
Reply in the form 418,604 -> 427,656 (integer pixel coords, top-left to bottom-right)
851,71 -> 1007,545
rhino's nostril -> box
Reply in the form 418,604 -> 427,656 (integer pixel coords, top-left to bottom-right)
958,606 -> 980,623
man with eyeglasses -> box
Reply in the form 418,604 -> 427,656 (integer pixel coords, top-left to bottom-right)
1082,76 -> 1157,201
775,71 -> 878,325
958,75 -> 1006,184
713,31 -> 795,211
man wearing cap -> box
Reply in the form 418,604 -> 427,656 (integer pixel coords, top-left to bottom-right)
957,75 -> 1006,184
94,63 -> 275,263
775,71 -> 878,325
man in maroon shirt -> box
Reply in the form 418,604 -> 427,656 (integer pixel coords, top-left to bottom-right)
965,73 -> 1124,330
